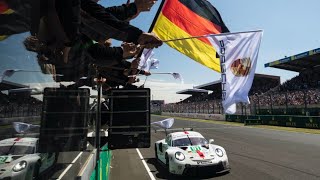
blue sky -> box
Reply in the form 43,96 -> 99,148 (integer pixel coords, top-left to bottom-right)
1,0 -> 319,103
102,0 -> 320,103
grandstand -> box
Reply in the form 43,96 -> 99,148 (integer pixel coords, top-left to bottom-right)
0,80 -> 42,118
0,80 -> 28,91
176,88 -> 209,103
265,48 -> 320,91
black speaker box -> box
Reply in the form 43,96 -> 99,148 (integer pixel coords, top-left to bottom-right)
108,88 -> 150,149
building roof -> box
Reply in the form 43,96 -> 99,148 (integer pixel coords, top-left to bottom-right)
194,74 -> 280,91
176,88 -> 209,95
0,80 -> 27,91
264,48 -> 320,72
194,80 -> 221,91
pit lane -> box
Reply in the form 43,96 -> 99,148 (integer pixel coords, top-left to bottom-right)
110,115 -> 320,180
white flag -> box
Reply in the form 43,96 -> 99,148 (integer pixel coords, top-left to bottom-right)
207,30 -> 263,114
139,48 -> 154,69
150,58 -> 159,69
12,122 -> 40,133
0,69 -> 16,83
151,118 -> 174,129
172,73 -> 184,84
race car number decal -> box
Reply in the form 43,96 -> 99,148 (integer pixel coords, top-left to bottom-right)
190,146 -> 201,152
0,156 -> 8,164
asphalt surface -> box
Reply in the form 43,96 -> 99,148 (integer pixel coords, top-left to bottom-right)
110,115 -> 320,180
0,123 -> 94,180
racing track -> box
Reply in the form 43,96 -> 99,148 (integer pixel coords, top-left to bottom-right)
0,123 -> 94,180
110,115 -> 320,180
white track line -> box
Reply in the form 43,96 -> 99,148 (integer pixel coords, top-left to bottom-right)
136,148 -> 156,180
57,152 -> 83,180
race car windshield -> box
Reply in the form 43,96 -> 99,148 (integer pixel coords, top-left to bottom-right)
173,137 -> 208,147
0,145 -> 35,155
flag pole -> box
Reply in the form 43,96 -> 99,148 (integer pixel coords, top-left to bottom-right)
135,0 -> 166,82
128,72 -> 171,77
148,0 -> 166,33
162,29 -> 263,42
151,72 -> 172,74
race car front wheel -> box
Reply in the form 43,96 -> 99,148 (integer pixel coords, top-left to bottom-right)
155,145 -> 158,160
165,154 -> 170,172
33,162 -> 40,180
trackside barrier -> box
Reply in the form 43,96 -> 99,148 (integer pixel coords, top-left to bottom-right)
244,119 -> 262,126
226,115 -> 320,129
225,115 -> 245,123
161,113 -> 225,121
76,149 -> 97,180
90,145 -> 111,180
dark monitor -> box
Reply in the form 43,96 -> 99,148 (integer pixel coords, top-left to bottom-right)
108,88 -> 150,149
39,87 -> 90,153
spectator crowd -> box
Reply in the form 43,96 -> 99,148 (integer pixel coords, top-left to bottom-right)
0,92 -> 42,118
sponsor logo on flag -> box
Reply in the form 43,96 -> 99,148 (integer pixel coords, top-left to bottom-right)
230,58 -> 252,77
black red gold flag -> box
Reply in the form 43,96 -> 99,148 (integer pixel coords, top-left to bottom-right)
152,0 -> 229,72
0,0 -> 32,41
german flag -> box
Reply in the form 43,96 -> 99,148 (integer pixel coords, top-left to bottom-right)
0,0 -> 32,41
152,0 -> 229,72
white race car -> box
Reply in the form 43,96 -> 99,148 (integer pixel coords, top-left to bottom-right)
155,131 -> 230,176
0,137 -> 56,180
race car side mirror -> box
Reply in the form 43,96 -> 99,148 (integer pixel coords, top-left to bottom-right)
159,143 -> 163,152
209,139 -> 214,144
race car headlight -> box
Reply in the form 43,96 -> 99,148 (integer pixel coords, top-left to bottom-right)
175,152 -> 185,161
13,161 -> 27,172
215,148 -> 224,157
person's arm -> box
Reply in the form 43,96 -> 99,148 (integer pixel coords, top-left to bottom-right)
81,0 -> 162,48
138,70 -> 151,76
81,0 -> 142,43
105,0 -> 157,21
86,42 -> 140,66
87,44 -> 123,66
105,3 -> 138,21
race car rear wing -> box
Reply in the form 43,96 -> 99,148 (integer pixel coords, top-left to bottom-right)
153,127 -> 194,135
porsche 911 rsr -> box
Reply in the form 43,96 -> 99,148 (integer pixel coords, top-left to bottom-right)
155,131 -> 230,176
0,137 -> 56,180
